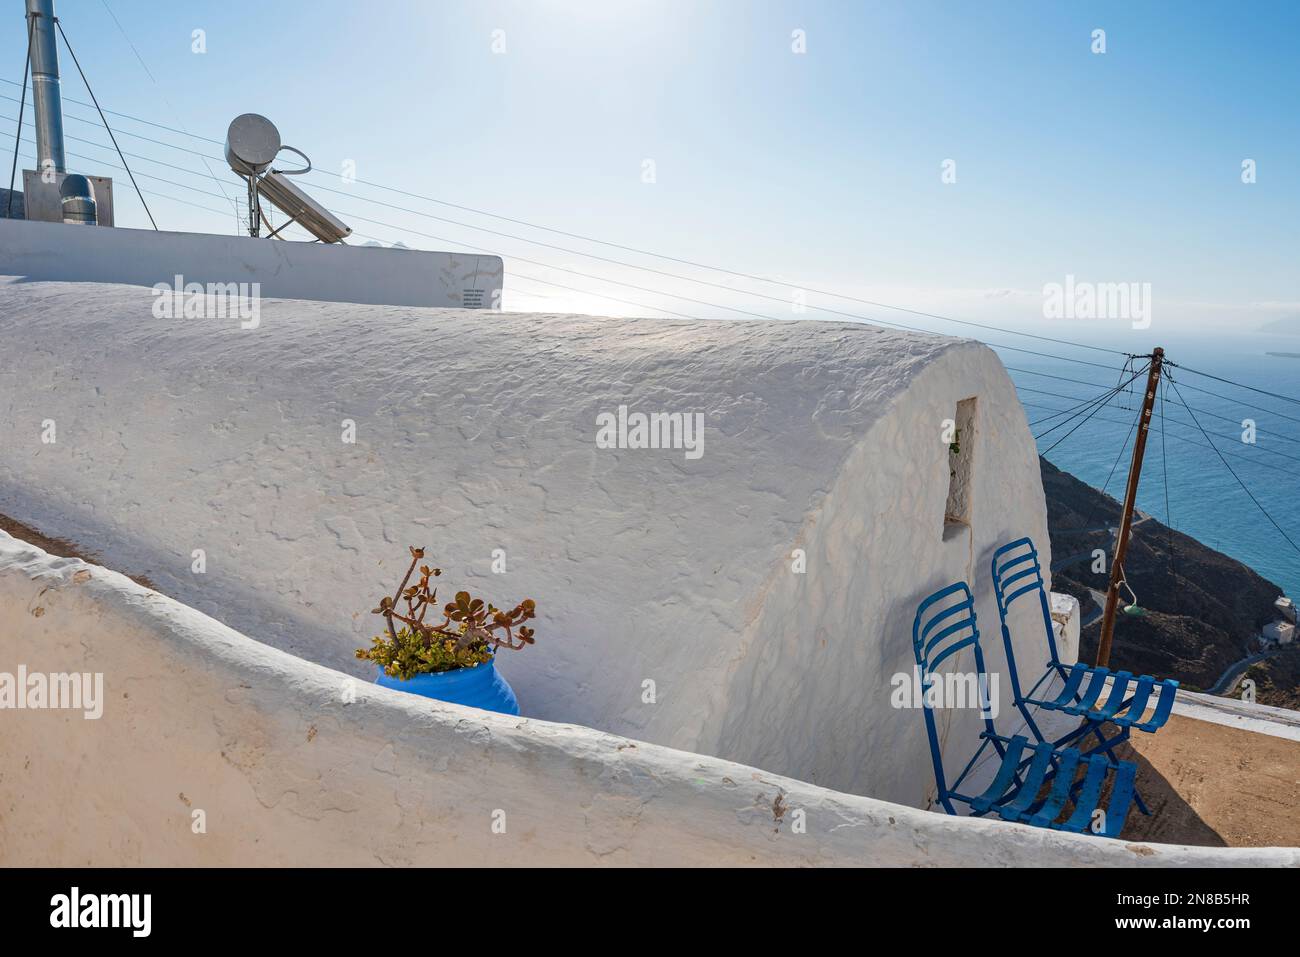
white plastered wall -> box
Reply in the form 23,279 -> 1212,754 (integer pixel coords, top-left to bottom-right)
0,279 -> 1045,805
702,343 -> 1052,804
2,533 -> 1294,867
0,218 -> 502,309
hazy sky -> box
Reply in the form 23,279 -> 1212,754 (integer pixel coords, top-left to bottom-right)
2,0 -> 1297,338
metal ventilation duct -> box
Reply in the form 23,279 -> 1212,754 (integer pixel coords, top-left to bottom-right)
58,173 -> 95,224
25,0 -> 66,174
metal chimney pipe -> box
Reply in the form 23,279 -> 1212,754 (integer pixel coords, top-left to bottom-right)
25,0 -> 66,174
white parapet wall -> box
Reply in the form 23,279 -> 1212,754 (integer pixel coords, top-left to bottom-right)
0,218 -> 503,309
1050,592 -> 1081,665
2,532 -> 1294,867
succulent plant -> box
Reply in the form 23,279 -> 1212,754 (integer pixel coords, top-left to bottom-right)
356,546 -> 538,678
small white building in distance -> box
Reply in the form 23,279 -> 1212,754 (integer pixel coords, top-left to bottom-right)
1264,621 -> 1295,645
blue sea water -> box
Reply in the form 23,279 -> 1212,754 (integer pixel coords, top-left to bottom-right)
998,329 -> 1300,601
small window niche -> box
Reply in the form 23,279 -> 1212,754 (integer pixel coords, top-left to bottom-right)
944,396 -> 978,538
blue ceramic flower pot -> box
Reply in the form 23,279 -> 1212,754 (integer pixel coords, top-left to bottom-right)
374,658 -> 519,715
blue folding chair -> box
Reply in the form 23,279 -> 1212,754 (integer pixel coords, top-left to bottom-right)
913,581 -> 1139,837
990,537 -> 1178,814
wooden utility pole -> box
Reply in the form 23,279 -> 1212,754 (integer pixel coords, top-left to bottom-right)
1095,347 -> 1164,669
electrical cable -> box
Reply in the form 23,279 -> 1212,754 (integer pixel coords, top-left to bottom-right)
5,15 -> 32,220
1166,372 -> 1300,556
52,17 -> 155,229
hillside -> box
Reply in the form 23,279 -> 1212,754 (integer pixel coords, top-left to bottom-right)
1241,646 -> 1300,711
1041,458 -> 1286,698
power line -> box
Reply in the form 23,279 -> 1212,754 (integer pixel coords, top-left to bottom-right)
6,76 -> 1296,456
1034,364 -> 1147,440
1164,371 -> 1300,429
39,120 -> 1300,442
2,70 -> 1298,436
1158,408 -> 1300,466
0,126 -> 234,204
1019,401 -> 1297,478
0,75 -> 226,145
2,112 -> 241,191
1157,377 -> 1178,581
1026,388 -> 1300,469
354,217 -> 1294,481
1101,378 -> 1140,495
1036,365 -> 1149,456
0,84 -> 1139,365
0,91 -> 223,162
297,175 -> 1127,358
1019,383 -> 1136,408
330,201 -> 1142,370
1008,363 -> 1300,438
1168,361 -> 1300,410
1165,373 -> 1300,556
52,17 -> 155,230
1028,376 -> 1133,428
5,16 -> 32,220
1020,376 -> 1300,449
97,0 -> 236,210
23,84 -> 1300,442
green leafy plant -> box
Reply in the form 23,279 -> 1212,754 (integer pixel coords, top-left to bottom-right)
356,546 -> 538,679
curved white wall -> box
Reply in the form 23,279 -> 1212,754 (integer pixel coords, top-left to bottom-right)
3,533 -> 1293,867
0,278 -> 1046,804
704,348 -> 1052,805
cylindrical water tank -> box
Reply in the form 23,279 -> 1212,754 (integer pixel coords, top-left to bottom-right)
224,114 -> 282,177
59,174 -> 96,225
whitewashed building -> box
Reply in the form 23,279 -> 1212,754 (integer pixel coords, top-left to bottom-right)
0,225 -> 1295,866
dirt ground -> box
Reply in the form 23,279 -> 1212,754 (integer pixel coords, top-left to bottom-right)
0,512 -> 156,590
1118,714 -> 1300,848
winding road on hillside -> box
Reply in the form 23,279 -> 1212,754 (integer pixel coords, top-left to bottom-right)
1051,512 -> 1156,629
1207,648 -> 1282,696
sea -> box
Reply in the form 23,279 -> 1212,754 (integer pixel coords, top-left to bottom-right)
998,329 -> 1299,601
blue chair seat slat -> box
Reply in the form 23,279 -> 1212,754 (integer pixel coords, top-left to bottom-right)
1041,663 -> 1089,709
1062,668 -> 1110,716
1133,679 -> 1179,732
1056,755 -> 1109,833
927,635 -> 977,671
1111,676 -> 1155,727
1102,760 -> 1139,838
1087,671 -> 1133,721
1027,748 -> 1082,827
970,735 -> 1030,814
996,742 -> 1055,821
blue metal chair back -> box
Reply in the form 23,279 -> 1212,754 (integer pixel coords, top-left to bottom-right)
911,582 -> 997,812
990,538 -> 1062,706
